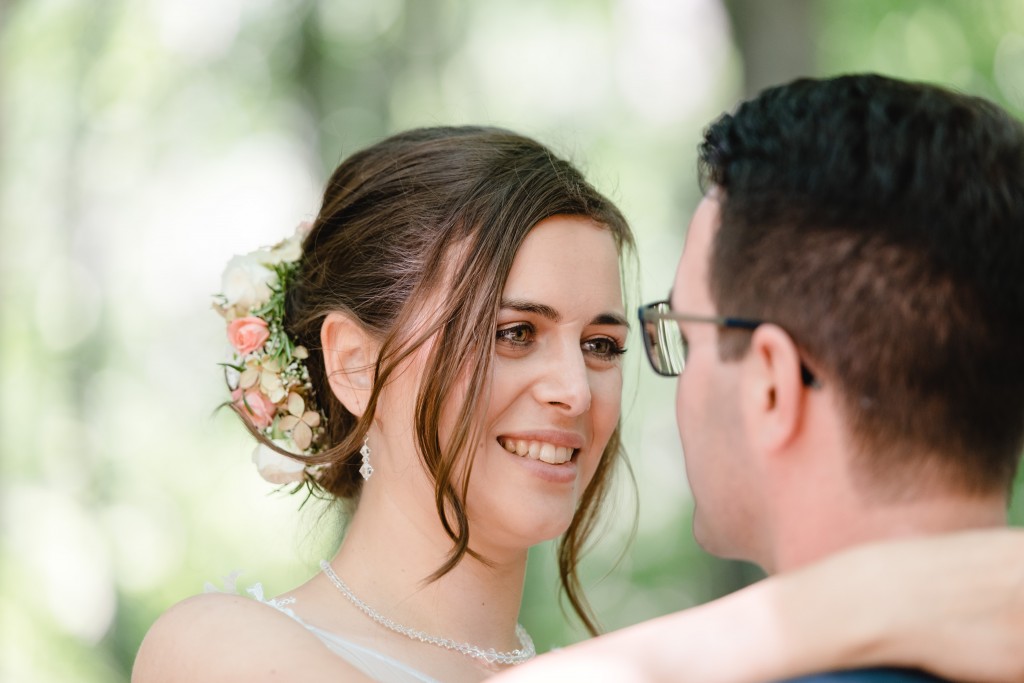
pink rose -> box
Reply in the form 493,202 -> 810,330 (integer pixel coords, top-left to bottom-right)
231,387 -> 277,429
227,316 -> 270,355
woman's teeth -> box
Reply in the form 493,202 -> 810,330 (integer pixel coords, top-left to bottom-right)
498,438 -> 574,464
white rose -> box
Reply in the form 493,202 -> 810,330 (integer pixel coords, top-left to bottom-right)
221,252 -> 275,312
263,222 -> 311,265
264,235 -> 302,265
251,442 -> 307,484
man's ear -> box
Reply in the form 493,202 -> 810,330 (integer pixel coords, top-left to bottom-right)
321,312 -> 377,417
741,324 -> 806,454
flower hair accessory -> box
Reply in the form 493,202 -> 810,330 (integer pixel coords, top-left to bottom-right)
213,221 -> 326,484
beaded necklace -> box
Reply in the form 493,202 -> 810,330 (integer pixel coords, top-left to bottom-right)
319,560 -> 536,666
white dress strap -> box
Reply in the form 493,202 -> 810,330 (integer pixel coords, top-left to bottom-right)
244,582 -> 443,683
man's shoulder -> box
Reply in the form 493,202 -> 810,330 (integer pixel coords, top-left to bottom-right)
777,668 -> 951,683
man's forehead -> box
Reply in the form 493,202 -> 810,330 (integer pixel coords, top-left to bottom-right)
671,196 -> 721,309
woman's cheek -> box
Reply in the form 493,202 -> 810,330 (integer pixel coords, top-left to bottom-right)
593,368 -> 623,425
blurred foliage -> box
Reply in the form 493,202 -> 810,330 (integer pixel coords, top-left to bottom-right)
1,1 -> 1022,681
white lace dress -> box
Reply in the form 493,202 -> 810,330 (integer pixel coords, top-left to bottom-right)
212,577 -> 443,683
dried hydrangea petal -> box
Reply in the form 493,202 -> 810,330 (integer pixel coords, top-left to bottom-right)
290,421 -> 313,451
239,367 -> 260,389
287,392 -> 305,418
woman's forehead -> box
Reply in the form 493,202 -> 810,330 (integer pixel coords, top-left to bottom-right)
504,215 -> 625,313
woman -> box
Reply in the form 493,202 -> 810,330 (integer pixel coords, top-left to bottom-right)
133,126 -> 1024,683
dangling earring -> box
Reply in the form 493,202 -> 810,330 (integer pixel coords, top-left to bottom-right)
359,436 -> 374,480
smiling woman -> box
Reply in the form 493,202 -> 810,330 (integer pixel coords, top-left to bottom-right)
133,126 -> 1024,683
135,126 -> 636,683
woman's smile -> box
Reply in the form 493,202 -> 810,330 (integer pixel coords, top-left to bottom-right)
496,429 -> 584,465
497,437 -> 576,465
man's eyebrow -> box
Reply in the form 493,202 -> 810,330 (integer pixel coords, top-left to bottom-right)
500,299 -> 629,328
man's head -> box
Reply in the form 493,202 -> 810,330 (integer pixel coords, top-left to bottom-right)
668,74 -> 1024,564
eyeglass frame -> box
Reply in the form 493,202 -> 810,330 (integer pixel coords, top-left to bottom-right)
637,300 -> 821,388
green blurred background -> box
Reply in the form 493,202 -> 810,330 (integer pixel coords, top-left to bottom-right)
2,1 -> 1023,680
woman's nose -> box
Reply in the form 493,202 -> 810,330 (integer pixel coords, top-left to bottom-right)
531,343 -> 591,415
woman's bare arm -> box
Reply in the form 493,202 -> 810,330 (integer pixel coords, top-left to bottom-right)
493,529 -> 1024,683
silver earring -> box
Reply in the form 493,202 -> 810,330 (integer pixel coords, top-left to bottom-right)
359,436 -> 374,480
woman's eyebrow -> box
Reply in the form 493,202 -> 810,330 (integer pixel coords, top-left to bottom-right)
501,299 -> 629,329
500,298 -> 560,321
593,312 -> 629,328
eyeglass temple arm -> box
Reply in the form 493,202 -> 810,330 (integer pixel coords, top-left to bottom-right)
640,306 -> 821,388
723,318 -> 820,388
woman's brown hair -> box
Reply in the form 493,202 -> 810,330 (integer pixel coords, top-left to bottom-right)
252,126 -> 634,634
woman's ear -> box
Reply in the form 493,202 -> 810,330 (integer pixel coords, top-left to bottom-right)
321,312 -> 377,417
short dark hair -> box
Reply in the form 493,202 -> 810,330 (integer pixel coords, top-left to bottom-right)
698,74 -> 1024,496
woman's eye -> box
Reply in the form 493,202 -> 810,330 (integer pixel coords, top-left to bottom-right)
496,323 -> 534,346
583,336 -> 627,360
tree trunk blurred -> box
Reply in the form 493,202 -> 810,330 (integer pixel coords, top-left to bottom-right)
725,0 -> 817,97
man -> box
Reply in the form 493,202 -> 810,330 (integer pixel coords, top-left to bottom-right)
638,74 -> 1024,680
493,74 -> 1024,683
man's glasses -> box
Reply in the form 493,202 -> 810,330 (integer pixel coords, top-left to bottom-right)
637,300 -> 820,387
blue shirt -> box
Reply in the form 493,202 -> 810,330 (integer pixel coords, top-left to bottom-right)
778,668 -> 950,683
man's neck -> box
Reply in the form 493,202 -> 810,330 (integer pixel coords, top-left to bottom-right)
767,492 -> 1008,574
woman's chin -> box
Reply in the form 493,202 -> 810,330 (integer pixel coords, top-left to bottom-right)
479,509 -> 577,552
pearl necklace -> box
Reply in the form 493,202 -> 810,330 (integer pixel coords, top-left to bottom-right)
319,560 -> 536,666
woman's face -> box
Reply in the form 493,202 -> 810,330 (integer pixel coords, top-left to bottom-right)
463,214 -> 627,553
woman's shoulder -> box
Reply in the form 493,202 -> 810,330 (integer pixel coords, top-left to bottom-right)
132,592 -> 374,683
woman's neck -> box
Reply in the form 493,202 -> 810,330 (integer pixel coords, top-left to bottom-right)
328,481 -> 529,653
